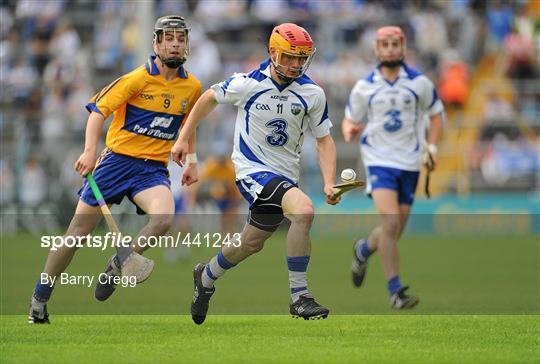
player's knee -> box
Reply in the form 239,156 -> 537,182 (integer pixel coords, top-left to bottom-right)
288,202 -> 314,226
66,217 -> 96,238
382,216 -> 401,238
147,215 -> 173,235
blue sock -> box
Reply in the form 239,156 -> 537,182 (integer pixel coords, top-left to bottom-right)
287,256 -> 310,302
356,239 -> 373,261
33,279 -> 54,302
387,275 -> 402,295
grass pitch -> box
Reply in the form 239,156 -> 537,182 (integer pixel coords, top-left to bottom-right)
1,315 -> 539,363
1,226 -> 539,363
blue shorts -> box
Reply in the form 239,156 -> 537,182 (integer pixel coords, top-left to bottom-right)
78,151 -> 170,214
174,195 -> 186,214
215,198 -> 232,212
366,166 -> 419,205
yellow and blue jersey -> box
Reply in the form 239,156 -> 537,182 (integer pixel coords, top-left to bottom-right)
199,157 -> 241,211
86,55 -> 202,164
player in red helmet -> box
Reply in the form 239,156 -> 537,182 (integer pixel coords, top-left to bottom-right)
342,26 -> 445,309
268,23 -> 316,83
172,23 -> 339,323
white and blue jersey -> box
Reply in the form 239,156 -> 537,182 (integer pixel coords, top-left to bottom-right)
345,64 -> 444,204
345,63 -> 444,172
211,59 -> 332,203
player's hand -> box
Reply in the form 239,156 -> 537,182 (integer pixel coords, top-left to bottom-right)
423,153 -> 437,172
171,138 -> 189,167
422,143 -> 438,172
324,185 -> 341,205
74,151 -> 96,177
342,119 -> 362,143
181,163 -> 198,186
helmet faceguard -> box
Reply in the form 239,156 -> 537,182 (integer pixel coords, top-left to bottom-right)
153,15 -> 190,69
268,23 -> 316,83
375,26 -> 406,68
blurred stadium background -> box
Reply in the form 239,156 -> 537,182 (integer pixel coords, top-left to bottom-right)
1,0 -> 539,226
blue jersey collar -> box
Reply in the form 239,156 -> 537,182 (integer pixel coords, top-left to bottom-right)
145,55 -> 188,79
374,63 -> 410,86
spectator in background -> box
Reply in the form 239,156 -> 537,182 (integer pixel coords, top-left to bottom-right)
121,18 -> 139,73
20,157 -> 47,208
0,28 -> 22,74
438,49 -> 470,109
65,80 -> 93,137
480,133 -> 539,186
0,160 -> 15,206
480,91 -> 520,141
48,20 -> 81,60
29,15 -> 55,74
195,0 -> 248,36
486,1 -> 514,47
0,6 -> 14,38
184,25 -> 221,87
40,84 -> 66,153
503,25 -> 536,80
250,0 -> 288,24
94,14 -> 122,71
157,0 -> 189,17
519,93 -> 540,135
410,5 -> 448,72
7,58 -> 38,106
43,56 -> 76,97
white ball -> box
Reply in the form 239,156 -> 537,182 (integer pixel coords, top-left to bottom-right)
341,168 -> 356,182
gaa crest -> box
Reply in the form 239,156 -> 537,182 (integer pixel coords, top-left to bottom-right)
291,103 -> 302,116
181,98 -> 189,113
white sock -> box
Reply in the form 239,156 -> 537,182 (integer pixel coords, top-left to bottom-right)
289,271 -> 309,303
201,251 -> 236,288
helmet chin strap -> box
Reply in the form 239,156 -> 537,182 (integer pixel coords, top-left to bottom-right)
379,59 -> 403,68
158,54 -> 185,69
274,68 -> 294,83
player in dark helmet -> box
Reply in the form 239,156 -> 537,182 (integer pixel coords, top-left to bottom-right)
153,15 -> 190,69
28,14 -> 202,324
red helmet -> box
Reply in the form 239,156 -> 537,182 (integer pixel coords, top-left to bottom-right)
376,26 -> 405,43
268,23 -> 316,81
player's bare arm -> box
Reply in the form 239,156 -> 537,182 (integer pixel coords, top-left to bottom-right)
181,131 -> 199,186
315,134 -> 341,205
74,111 -> 105,177
171,89 -> 218,165
341,117 -> 364,143
424,112 -> 444,171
